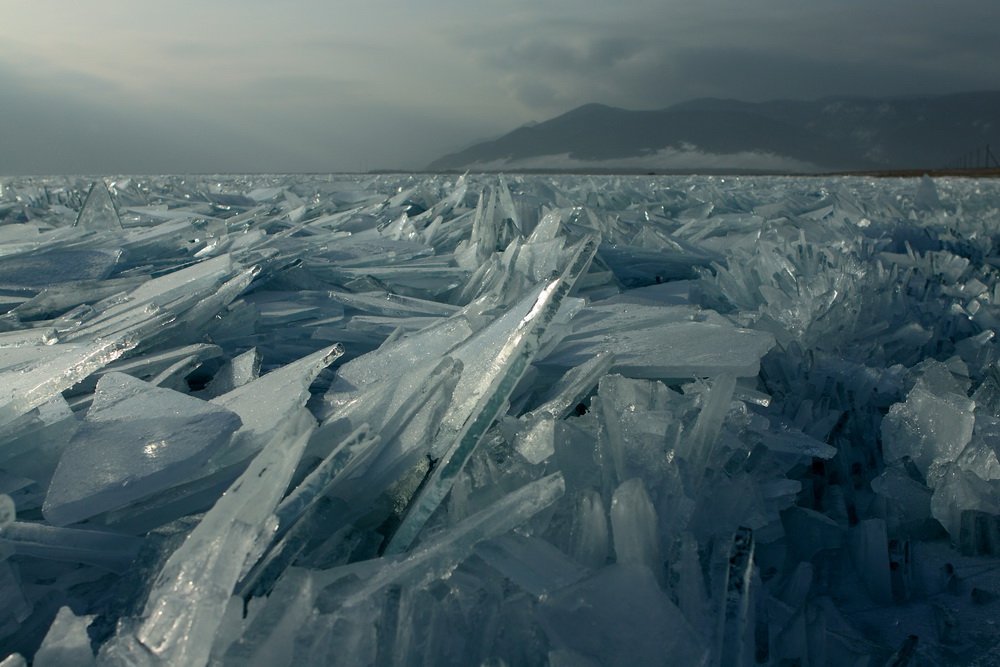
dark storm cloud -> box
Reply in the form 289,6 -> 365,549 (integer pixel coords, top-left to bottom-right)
471,0 -> 1000,115
2,0 -> 998,172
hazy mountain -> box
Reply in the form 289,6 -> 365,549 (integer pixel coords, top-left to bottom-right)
428,91 -> 1000,173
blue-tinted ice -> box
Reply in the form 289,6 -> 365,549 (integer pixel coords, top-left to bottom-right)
0,173 -> 999,665
43,373 -> 242,526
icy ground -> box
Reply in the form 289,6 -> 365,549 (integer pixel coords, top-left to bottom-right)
1,173 -> 1000,665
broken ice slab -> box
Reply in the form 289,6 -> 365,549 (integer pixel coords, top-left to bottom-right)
676,373 -> 736,479
474,533 -> 589,596
716,527 -> 756,667
958,510 -> 1000,556
526,349 -> 615,420
0,654 -> 26,667
75,180 -> 123,230
610,478 -> 662,578
849,518 -> 892,604
0,248 -> 122,289
73,254 -> 235,329
0,494 -> 14,529
0,522 -> 142,572
100,411 -> 316,667
385,238 -> 597,554
237,427 -> 381,597
881,377 -> 975,479
598,241 -> 720,286
13,276 -> 148,321
0,332 -> 143,428
537,564 -> 707,667
325,289 -> 459,318
273,426 -> 378,544
42,373 -> 242,526
513,413 -> 556,464
233,476 -> 567,662
931,465 -> 1000,542
570,489 -> 609,569
545,302 -> 775,379
210,344 -> 344,466
32,606 -> 95,667
310,357 -> 461,487
68,343 -> 223,395
322,314 -> 474,407
871,464 -> 934,536
317,473 -> 566,606
199,348 -> 261,398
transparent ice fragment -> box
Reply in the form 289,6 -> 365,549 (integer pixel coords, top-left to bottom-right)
75,180 -> 123,230
0,494 -> 14,528
570,489 -> 609,568
14,276 -> 146,321
676,373 -> 736,480
211,344 -> 344,465
871,464 -> 933,536
550,304 -> 775,379
610,478 -> 662,577
386,238 -> 596,554
101,411 -> 316,667
474,533 -> 588,596
321,473 -> 566,607
0,333 -> 140,428
33,606 -> 95,667
0,249 -> 122,288
537,564 -> 706,667
513,413 -> 555,464
881,378 -> 975,479
930,465 -> 1000,539
201,348 -> 261,398
0,522 -> 141,572
530,350 -> 615,419
42,373 -> 242,526
0,655 -> 26,667
848,519 -> 892,604
716,527 -> 755,667
914,175 -> 942,211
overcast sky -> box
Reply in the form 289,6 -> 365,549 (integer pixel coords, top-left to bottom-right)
2,0 -> 998,173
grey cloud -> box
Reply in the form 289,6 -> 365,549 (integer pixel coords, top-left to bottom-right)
468,0 -> 1000,116
487,35 -> 642,72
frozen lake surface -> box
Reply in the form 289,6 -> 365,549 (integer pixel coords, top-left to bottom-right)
2,172 -> 1000,665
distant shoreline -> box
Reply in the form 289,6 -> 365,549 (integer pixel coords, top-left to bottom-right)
371,167 -> 1000,178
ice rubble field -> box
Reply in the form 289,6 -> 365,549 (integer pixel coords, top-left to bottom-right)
1,173 -> 1000,666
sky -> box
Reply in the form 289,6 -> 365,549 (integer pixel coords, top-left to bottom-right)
2,0 -> 998,174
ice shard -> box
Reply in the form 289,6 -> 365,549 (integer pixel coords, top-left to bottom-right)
0,331 -> 145,428
33,606 -> 95,667
537,564 -> 707,667
211,344 -> 344,464
75,180 -> 123,231
384,237 -> 597,554
100,411 -> 316,667
3,173 -> 1000,665
43,373 -> 242,526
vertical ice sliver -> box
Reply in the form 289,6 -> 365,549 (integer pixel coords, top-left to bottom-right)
75,180 -> 123,231
384,236 -> 597,554
99,410 -> 317,667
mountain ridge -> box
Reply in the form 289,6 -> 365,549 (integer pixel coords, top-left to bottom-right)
428,91 -> 1000,172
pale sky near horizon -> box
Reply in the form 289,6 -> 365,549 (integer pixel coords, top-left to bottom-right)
2,0 -> 998,174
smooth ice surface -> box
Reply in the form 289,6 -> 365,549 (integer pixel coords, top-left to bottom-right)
33,606 -> 95,667
2,173 -> 1000,666
75,180 -> 123,231
43,373 -> 242,526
